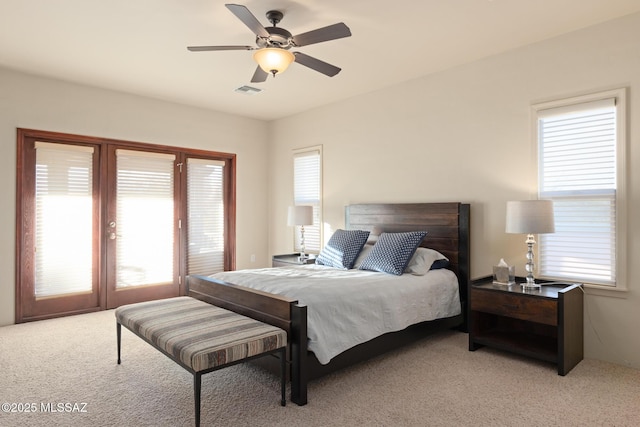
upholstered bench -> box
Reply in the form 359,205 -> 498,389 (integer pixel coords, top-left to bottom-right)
115,296 -> 287,427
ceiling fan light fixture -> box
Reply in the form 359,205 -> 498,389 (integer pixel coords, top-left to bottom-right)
253,47 -> 295,77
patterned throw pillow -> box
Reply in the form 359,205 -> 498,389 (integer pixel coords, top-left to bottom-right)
359,231 -> 428,275
316,229 -> 370,269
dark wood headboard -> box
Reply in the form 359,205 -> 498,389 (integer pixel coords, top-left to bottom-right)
345,202 -> 470,303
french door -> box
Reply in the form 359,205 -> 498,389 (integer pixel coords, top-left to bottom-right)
16,129 -> 236,322
17,140 -> 102,321
105,147 -> 180,308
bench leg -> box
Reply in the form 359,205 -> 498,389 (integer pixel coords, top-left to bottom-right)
117,323 -> 121,364
194,373 -> 202,427
280,347 -> 286,407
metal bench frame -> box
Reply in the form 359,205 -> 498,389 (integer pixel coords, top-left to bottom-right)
117,318 -> 286,427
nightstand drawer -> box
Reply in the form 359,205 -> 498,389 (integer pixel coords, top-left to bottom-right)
471,288 -> 557,326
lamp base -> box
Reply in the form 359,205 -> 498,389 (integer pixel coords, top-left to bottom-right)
521,282 -> 541,291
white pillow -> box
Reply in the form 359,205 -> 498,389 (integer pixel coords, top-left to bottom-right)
404,247 -> 448,276
352,244 -> 373,269
365,226 -> 383,245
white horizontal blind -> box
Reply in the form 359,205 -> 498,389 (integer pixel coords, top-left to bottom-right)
293,149 -> 321,252
34,142 -> 94,297
538,99 -> 617,285
116,150 -> 175,287
187,158 -> 225,275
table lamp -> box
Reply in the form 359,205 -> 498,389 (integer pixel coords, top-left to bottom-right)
505,200 -> 555,290
287,206 -> 313,261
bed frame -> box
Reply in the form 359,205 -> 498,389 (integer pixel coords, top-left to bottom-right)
188,202 -> 470,406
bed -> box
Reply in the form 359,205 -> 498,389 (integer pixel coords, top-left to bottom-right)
188,202 -> 470,405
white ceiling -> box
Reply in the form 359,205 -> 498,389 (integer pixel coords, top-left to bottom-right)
1,1 -> 639,121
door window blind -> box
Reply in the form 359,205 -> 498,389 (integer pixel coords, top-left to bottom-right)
537,98 -> 617,285
115,149 -> 175,287
293,149 -> 321,252
187,158 -> 225,275
34,142 -> 94,297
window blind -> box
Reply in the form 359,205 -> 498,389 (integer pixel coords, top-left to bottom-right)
34,142 -> 94,297
538,98 -> 617,285
293,149 -> 321,252
115,149 -> 175,287
187,158 -> 225,275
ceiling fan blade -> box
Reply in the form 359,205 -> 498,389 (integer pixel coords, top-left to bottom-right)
187,45 -> 254,52
250,66 -> 269,83
225,4 -> 270,38
293,52 -> 341,77
292,23 -> 351,47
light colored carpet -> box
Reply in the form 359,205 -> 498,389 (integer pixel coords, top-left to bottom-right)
1,309 -> 638,427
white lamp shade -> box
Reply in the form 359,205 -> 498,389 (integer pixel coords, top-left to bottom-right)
253,48 -> 295,75
287,206 -> 313,226
506,200 -> 555,234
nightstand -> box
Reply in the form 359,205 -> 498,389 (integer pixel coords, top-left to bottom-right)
272,253 -> 316,267
468,279 -> 583,375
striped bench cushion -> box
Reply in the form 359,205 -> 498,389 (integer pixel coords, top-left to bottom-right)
115,296 -> 287,372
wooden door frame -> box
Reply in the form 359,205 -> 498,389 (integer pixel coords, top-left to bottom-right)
16,128 -> 236,323
104,144 -> 181,309
16,129 -> 104,322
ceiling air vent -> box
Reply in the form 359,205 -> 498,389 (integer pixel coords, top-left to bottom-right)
234,85 -> 263,95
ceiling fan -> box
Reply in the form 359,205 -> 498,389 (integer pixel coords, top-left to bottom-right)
187,3 -> 352,83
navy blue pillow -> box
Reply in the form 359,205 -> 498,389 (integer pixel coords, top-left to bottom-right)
316,229 -> 370,269
430,259 -> 450,270
359,231 -> 427,275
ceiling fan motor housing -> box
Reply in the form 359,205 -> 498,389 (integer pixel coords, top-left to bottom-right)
256,26 -> 293,49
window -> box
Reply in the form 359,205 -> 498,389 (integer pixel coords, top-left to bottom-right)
533,89 -> 626,289
115,149 -> 175,287
34,142 -> 95,297
187,158 -> 226,275
293,146 -> 322,253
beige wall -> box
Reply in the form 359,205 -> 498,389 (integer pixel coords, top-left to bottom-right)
268,13 -> 640,368
0,67 -> 269,326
